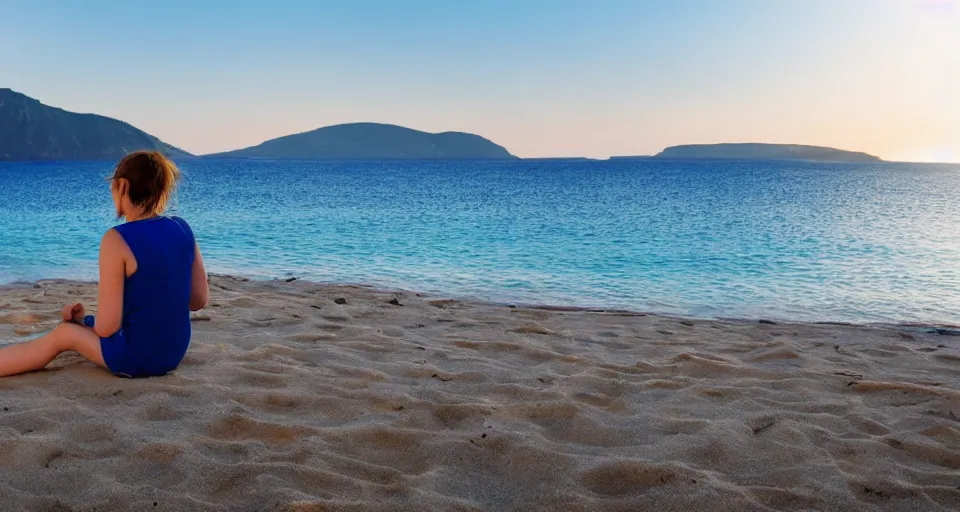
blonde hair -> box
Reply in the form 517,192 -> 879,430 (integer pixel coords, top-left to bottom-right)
111,151 -> 181,215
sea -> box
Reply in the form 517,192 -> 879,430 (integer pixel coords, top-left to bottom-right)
0,158 -> 958,325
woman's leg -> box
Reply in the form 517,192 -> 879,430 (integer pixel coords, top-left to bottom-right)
0,322 -> 106,377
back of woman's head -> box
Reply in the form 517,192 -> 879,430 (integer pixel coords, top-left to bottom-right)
111,151 -> 181,216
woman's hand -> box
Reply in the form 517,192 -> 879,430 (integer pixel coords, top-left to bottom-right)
62,303 -> 84,323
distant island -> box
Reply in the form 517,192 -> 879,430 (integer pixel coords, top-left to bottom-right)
1,89 -> 890,164
203,123 -> 517,160
0,89 -> 190,161
1,90 -> 515,162
651,143 -> 882,163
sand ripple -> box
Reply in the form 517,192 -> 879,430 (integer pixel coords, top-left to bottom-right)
0,276 -> 958,510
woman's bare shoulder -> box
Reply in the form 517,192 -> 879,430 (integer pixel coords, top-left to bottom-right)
99,228 -> 132,256
100,227 -> 122,244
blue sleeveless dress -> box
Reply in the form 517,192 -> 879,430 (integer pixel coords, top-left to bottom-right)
98,216 -> 196,377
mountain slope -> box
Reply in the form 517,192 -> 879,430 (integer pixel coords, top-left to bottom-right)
0,89 -> 191,161
204,122 -> 516,160
654,143 -> 881,163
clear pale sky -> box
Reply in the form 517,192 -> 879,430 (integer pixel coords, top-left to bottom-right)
2,0 -> 958,161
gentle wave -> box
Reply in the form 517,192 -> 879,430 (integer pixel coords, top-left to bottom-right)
1,159 -> 958,324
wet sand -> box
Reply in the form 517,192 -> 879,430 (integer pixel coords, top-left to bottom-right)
0,275 -> 958,511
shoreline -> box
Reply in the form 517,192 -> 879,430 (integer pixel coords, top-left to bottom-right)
1,274 -> 958,509
6,273 -> 960,336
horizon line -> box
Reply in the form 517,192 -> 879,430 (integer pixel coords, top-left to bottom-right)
3,87 -> 957,165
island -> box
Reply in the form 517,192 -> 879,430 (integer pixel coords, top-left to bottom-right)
203,123 -> 517,160
0,89 -> 191,161
652,143 -> 882,163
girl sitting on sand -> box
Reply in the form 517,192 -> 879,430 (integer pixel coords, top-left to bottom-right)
0,151 -> 208,378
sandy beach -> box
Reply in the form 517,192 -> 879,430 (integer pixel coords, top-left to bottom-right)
0,275 -> 958,511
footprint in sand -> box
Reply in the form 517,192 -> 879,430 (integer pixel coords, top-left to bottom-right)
135,443 -> 182,464
137,403 -> 188,422
229,297 -> 258,308
208,414 -> 315,446
511,323 -> 556,335
428,299 -> 459,309
0,311 -> 50,325
231,368 -> 290,389
580,461 -> 681,495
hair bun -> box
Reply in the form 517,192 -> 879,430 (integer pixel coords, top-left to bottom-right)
112,151 -> 181,215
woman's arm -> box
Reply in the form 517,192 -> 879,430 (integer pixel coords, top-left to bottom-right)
95,229 -> 127,338
189,243 -> 209,311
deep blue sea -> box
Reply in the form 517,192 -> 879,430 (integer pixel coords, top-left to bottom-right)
1,159 -> 958,325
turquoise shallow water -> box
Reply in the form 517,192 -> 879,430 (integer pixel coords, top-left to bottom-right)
0,159 -> 958,324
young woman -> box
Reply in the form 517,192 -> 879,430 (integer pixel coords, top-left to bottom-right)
0,151 -> 209,377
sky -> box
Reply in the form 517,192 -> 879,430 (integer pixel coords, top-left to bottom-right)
1,0 -> 958,162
